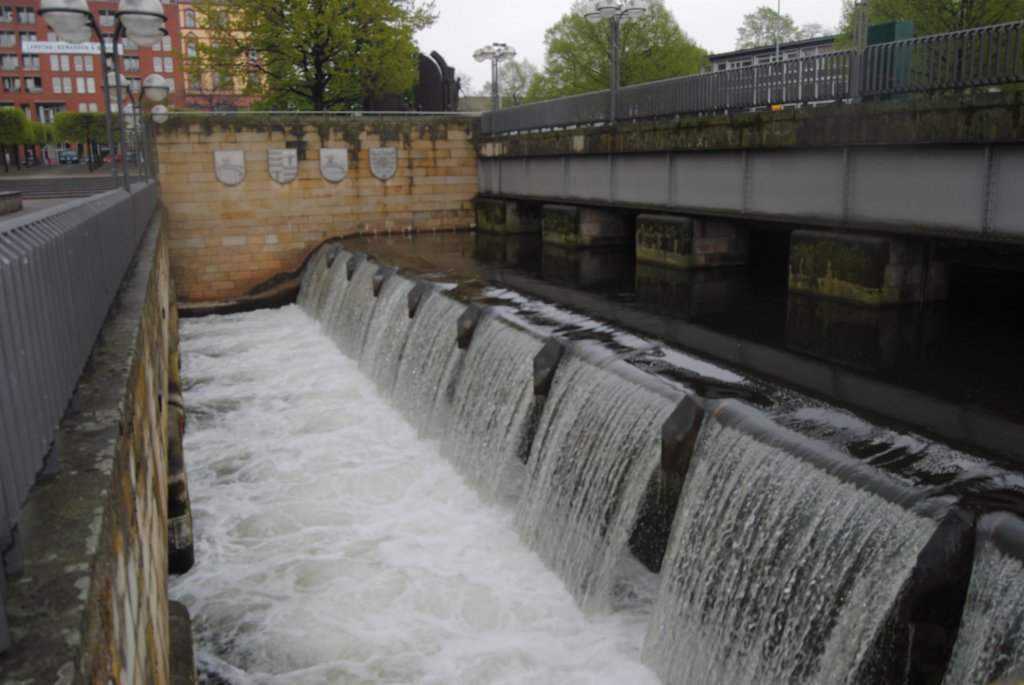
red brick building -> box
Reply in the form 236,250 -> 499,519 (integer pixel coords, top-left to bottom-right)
0,1 -> 188,124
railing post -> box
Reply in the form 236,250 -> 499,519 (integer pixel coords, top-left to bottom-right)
849,50 -> 864,102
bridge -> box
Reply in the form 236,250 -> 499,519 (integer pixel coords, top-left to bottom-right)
1,19 -> 1023,684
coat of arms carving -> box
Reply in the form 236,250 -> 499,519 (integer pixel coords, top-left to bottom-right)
214,150 -> 245,186
268,148 -> 298,184
369,147 -> 397,181
320,148 -> 349,183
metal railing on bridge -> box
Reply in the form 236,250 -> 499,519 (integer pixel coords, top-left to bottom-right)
482,20 -> 1024,135
0,182 -> 157,653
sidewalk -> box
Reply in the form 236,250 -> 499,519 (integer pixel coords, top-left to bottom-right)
0,160 -> 110,180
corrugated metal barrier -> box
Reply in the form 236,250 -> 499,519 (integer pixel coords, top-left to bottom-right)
0,182 -> 158,652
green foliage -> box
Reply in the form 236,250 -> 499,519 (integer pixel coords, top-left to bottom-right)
526,0 -> 707,102
31,121 -> 53,146
735,6 -> 805,49
837,0 -> 1024,40
0,107 -> 31,144
193,0 -> 436,111
481,59 -> 539,107
53,111 -> 112,144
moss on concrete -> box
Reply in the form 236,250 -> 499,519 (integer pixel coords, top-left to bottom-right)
542,205 -> 582,247
475,198 -> 508,232
479,92 -> 1024,158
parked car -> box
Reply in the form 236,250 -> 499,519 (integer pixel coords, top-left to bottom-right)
58,149 -> 79,164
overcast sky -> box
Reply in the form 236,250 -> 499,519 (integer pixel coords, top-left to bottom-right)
415,0 -> 845,94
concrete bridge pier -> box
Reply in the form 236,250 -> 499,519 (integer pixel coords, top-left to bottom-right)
788,230 -> 949,306
542,204 -> 630,248
785,230 -> 950,370
636,214 -> 750,270
475,198 -> 541,234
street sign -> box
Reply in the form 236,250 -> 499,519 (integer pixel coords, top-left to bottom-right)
22,40 -> 122,55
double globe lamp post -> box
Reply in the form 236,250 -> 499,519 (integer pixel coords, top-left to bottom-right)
581,0 -> 650,123
40,0 -> 169,190
474,42 -> 516,112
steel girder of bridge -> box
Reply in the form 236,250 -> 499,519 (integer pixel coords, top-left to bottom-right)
478,143 -> 1024,243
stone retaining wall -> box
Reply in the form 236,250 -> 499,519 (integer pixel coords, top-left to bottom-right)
0,215 -> 190,684
155,114 -> 479,303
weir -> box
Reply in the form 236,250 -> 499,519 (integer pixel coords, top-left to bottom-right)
175,241 -> 1024,684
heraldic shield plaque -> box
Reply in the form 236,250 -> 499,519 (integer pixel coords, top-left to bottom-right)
268,148 -> 298,184
320,148 -> 349,183
369,147 -> 397,181
214,150 -> 246,186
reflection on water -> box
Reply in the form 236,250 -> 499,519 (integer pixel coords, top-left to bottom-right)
338,231 -> 1024,463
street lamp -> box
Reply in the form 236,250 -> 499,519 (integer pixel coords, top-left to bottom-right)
581,0 -> 650,123
40,0 -> 167,191
473,42 -> 516,111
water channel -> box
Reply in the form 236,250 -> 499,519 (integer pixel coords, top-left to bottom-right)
171,233 -> 1024,684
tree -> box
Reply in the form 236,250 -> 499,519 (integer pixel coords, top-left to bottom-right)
837,0 -> 1024,38
30,120 -> 54,166
193,0 -> 437,111
526,0 -> 707,102
735,6 -> 805,50
0,108 -> 31,172
481,59 -> 539,107
53,111 -> 111,172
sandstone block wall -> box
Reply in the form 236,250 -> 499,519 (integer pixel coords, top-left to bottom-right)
155,114 -> 480,303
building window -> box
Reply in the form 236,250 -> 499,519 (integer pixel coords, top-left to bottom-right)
51,76 -> 61,93
15,5 -> 31,24
0,54 -> 16,70
0,7 -> 12,23
185,34 -> 197,58
0,31 -> 14,48
163,56 -> 173,73
18,30 -> 35,44
2,76 -> 20,92
161,34 -> 172,52
123,56 -> 139,72
73,55 -> 84,71
88,103 -> 97,112
22,54 -> 37,70
98,9 -> 115,28
62,76 -> 71,92
188,75 -> 201,91
75,76 -> 84,93
78,103 -> 88,112
152,56 -> 162,72
24,76 -> 40,92
183,9 -> 196,28
83,55 -> 93,71
85,77 -> 94,93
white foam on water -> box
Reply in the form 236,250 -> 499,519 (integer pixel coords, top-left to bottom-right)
170,305 -> 660,685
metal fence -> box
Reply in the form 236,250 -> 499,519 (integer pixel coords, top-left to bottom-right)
482,20 -> 1024,135
0,182 -> 157,652
862,20 -> 1024,95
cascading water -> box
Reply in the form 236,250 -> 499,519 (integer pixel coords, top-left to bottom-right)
172,306 -> 661,684
440,315 -> 544,500
325,260 -> 380,358
388,289 -> 467,438
515,354 -> 677,614
941,515 -> 1024,685
357,275 -> 417,397
642,410 -> 941,685
176,242 -> 1023,685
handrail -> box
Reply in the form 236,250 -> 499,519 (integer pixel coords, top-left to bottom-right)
482,20 -> 1024,136
0,182 -> 158,653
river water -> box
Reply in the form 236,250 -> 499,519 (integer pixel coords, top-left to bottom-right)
169,306 -> 660,685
